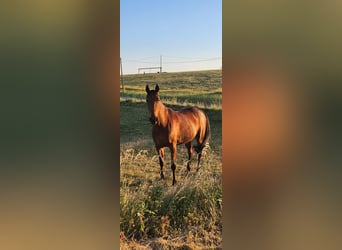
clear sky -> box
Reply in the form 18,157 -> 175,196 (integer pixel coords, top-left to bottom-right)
120,0 -> 221,74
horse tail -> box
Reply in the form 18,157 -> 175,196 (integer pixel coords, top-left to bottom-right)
194,112 -> 211,154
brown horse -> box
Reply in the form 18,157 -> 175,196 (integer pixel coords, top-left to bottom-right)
145,84 -> 211,185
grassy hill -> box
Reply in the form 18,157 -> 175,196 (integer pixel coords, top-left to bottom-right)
120,70 -> 222,109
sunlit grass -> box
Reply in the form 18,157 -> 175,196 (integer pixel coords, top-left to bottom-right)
120,69 -> 222,109
120,147 -> 222,249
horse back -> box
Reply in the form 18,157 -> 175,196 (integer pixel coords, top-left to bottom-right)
152,106 -> 208,147
169,107 -> 207,144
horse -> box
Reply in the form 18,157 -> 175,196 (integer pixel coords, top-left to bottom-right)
145,84 -> 211,185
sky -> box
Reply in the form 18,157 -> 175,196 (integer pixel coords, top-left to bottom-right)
120,0 -> 222,74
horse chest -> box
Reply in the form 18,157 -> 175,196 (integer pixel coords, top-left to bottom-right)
152,126 -> 171,147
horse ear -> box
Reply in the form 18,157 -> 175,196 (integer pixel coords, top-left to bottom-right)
145,85 -> 150,93
155,84 -> 159,92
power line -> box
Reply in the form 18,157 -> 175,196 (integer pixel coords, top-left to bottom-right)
138,56 -> 160,60
123,57 -> 221,64
121,55 -> 221,73
163,57 -> 221,64
163,55 -> 221,60
123,59 -> 159,64
123,55 -> 161,64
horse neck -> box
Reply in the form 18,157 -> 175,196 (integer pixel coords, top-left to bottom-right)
156,101 -> 168,126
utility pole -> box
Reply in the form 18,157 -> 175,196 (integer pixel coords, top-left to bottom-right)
120,57 -> 124,92
160,55 -> 162,73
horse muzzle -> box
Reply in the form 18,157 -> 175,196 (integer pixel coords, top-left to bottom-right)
149,116 -> 158,125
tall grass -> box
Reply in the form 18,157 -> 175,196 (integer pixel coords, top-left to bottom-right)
120,148 -> 222,249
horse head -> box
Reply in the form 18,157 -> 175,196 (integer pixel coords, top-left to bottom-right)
146,84 -> 161,125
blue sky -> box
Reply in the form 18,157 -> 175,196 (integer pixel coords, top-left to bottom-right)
120,0 -> 221,74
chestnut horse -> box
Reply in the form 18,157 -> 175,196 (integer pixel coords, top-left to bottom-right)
145,84 -> 211,185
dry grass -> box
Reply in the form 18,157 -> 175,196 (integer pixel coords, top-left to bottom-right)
120,147 -> 222,250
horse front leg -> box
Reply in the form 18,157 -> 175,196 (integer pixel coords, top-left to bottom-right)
157,147 -> 165,179
170,143 -> 177,185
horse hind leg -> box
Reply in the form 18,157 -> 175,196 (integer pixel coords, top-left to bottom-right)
192,137 -> 201,171
185,142 -> 192,173
194,137 -> 205,172
196,152 -> 202,172
157,147 -> 165,179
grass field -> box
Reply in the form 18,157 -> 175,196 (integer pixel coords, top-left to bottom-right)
121,70 -> 222,109
120,70 -> 222,249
